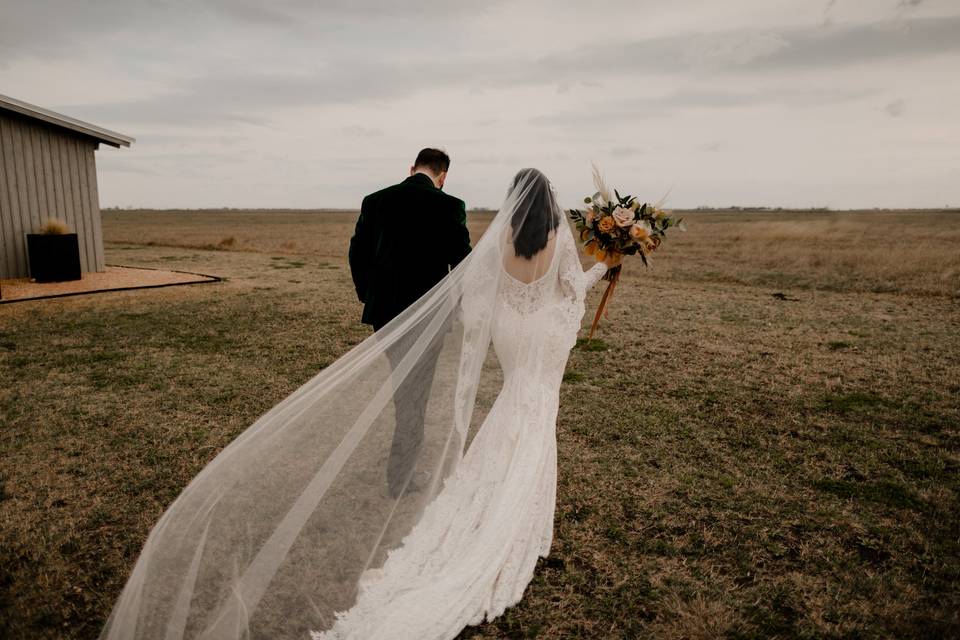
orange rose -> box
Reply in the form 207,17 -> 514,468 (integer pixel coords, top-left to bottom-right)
597,216 -> 615,233
629,221 -> 652,242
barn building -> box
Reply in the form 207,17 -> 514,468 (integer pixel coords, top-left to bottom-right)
0,94 -> 134,279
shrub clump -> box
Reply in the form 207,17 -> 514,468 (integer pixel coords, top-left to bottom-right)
39,218 -> 70,235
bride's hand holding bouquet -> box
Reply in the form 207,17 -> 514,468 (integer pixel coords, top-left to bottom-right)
568,165 -> 684,338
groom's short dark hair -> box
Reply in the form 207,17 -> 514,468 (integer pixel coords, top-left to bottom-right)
413,148 -> 450,174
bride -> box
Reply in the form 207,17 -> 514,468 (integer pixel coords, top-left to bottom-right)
100,168 -> 617,640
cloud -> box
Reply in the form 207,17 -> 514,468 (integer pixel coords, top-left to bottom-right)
59,59 -> 468,128
530,86 -> 879,127
698,141 -> 726,152
684,32 -> 790,67
743,15 -> 960,70
0,0 -> 501,64
2,1 -> 957,208
49,13 -> 959,133
63,95 -> 271,128
204,1 -> 301,26
342,126 -> 384,138
610,146 -> 643,158
533,14 -> 960,80
885,98 -> 906,117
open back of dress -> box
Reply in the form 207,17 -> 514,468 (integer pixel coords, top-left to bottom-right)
501,232 -> 558,285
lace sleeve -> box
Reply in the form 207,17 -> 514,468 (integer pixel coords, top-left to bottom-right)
558,230 -> 608,302
583,262 -> 607,290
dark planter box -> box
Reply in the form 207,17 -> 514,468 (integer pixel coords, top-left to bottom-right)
26,233 -> 82,283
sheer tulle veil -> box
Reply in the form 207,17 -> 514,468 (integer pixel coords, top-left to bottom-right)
100,169 -> 569,639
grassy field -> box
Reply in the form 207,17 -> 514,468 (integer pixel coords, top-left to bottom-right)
1,208 -> 958,639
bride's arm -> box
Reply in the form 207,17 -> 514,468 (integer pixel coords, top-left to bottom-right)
559,230 -> 610,300
583,261 -> 608,291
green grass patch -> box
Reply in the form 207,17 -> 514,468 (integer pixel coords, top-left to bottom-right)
818,391 -> 891,414
269,259 -> 306,269
812,478 -> 924,511
575,338 -> 608,352
826,340 -> 852,350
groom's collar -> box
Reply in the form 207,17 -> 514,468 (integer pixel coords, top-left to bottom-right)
405,172 -> 437,189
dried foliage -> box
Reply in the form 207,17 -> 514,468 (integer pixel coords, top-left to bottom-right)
39,218 -> 70,235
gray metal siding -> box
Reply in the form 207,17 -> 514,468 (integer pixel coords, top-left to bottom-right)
0,111 -> 105,279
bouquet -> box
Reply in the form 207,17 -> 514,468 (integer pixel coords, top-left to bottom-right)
568,165 -> 684,338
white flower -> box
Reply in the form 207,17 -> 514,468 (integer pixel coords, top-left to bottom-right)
612,206 -> 634,227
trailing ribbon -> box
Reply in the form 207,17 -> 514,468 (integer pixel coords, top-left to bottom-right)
587,264 -> 622,340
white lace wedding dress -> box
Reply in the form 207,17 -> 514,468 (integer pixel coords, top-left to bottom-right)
312,228 -> 607,640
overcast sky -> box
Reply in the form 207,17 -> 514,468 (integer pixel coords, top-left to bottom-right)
2,0 -> 958,209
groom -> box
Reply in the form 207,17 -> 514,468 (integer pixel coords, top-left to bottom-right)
349,148 -> 472,497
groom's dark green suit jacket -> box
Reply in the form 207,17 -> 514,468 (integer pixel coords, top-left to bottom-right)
349,173 -> 472,329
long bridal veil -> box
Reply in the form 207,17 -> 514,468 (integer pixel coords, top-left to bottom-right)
101,169 -> 567,639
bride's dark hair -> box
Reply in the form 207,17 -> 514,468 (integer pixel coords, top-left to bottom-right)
509,168 -> 561,259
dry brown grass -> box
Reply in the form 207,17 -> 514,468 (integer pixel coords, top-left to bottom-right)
100,208 -> 960,298
662,209 -> 960,298
39,218 -> 71,235
99,209 -> 508,262
1,208 -> 957,639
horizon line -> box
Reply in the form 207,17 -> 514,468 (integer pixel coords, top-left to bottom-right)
99,205 -> 960,213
